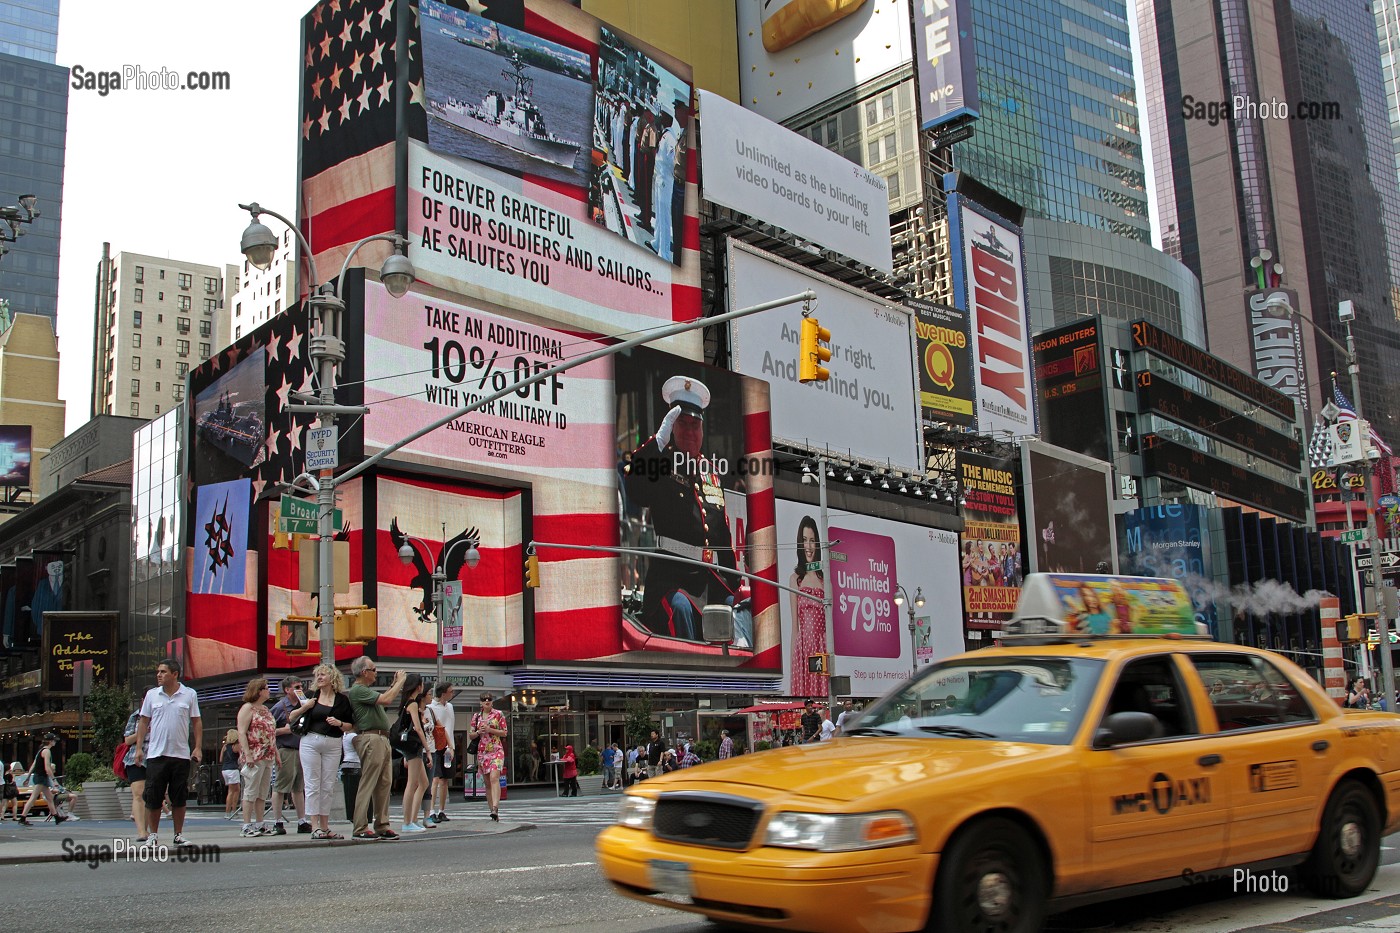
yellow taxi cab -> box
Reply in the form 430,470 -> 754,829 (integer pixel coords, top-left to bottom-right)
595,574 -> 1400,933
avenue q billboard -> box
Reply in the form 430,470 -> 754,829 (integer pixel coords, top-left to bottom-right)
727,241 -> 922,472
948,191 -> 1038,438
698,90 -> 892,272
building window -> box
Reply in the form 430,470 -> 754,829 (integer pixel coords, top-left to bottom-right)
154,382 -> 160,392
134,288 -> 143,303
154,404 -> 160,415
156,336 -> 162,346
178,295 -> 191,312
130,402 -> 139,417
199,320 -> 211,337
177,317 -> 190,333
159,269 -> 165,279
199,342 -> 210,358
133,311 -> 142,328
205,276 -> 218,294
886,172 -> 900,201
173,384 -> 185,401
131,379 -> 140,397
176,362 -> 188,378
274,299 -> 281,315
158,293 -> 163,301
177,339 -> 190,357
157,314 -> 163,323
275,274 -> 282,292
178,273 -> 191,289
134,266 -> 144,284
155,358 -> 162,369
132,356 -> 141,371
204,298 -> 217,314
132,333 -> 141,348
235,326 -> 241,340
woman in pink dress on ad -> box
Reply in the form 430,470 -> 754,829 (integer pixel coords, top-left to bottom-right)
789,516 -> 827,697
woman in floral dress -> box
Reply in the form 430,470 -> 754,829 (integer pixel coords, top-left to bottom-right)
470,693 -> 507,821
236,678 -> 277,836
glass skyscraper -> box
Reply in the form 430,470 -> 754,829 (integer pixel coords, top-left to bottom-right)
952,0 -> 1150,244
0,0 -> 64,325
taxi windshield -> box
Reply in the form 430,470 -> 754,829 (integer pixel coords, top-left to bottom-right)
851,657 -> 1104,745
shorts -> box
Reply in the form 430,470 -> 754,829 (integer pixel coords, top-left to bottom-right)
125,764 -> 147,784
272,746 -> 303,793
143,756 -> 192,810
32,773 -> 50,788
221,769 -> 240,786
240,759 -> 272,800
432,750 -> 451,780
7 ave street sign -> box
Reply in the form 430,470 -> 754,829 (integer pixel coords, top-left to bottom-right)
279,495 -> 343,535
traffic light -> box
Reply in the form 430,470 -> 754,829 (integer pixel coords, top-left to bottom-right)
525,553 -> 541,589
799,316 -> 832,383
807,653 -> 830,675
1341,614 -> 1365,643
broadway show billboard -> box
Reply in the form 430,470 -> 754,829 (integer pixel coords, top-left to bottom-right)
910,297 -> 974,427
774,497 -> 962,697
409,0 -> 703,353
41,612 -> 117,697
1022,441 -> 1117,574
913,0 -> 979,130
698,89 -> 892,272
957,449 -> 1022,630
727,241 -> 922,472
738,0 -> 913,124
1118,503 -> 1218,636
948,191 -> 1037,438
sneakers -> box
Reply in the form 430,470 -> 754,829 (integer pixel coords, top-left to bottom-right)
258,825 -> 276,835
435,811 -> 450,822
422,815 -> 437,828
146,833 -> 158,848
172,833 -> 189,846
352,830 -> 378,840
241,825 -> 261,837
400,823 -> 426,833
272,822 -> 287,835
377,829 -> 400,840
297,821 -> 312,834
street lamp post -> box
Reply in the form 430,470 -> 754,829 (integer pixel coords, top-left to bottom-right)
397,528 -> 482,683
1268,295 -> 1393,702
239,202 -> 415,666
893,584 -> 925,676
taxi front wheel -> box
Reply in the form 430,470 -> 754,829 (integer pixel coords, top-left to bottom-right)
928,817 -> 1047,933
1302,780 -> 1381,899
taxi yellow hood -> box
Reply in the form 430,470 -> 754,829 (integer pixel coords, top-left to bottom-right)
653,737 -> 1055,802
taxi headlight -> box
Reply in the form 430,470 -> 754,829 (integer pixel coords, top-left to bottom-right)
763,810 -> 917,851
615,795 -> 656,829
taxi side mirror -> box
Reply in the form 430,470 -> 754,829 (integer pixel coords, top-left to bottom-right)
1092,711 -> 1164,749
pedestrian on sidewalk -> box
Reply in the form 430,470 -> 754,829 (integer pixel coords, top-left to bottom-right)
2,762 -> 19,820
396,674 -> 432,833
646,730 -> 666,778
340,730 -> 367,826
348,657 -> 407,840
123,709 -> 152,839
17,733 -> 64,826
236,678 -> 276,837
469,692 -> 507,821
268,676 -> 311,835
602,743 -> 617,790
426,682 -> 456,824
291,663 -> 353,840
133,658 -> 201,847
559,744 -> 580,797
218,728 -> 241,819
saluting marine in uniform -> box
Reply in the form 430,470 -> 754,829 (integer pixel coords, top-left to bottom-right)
623,376 -> 745,644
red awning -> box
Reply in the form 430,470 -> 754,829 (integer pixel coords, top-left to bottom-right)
736,703 -> 807,714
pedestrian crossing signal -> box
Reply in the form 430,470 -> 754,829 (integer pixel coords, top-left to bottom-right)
525,553 -> 540,589
807,653 -> 829,675
799,317 -> 832,383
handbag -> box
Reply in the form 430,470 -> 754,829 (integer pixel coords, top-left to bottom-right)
391,709 -> 422,755
466,713 -> 482,756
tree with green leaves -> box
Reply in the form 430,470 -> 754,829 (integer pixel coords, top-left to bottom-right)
624,693 -> 655,749
85,681 -> 137,761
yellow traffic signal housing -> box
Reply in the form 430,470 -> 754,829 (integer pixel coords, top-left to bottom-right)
799,317 -> 832,383
276,618 -> 313,653
1341,614 -> 1366,643
525,553 -> 541,589
807,653 -> 830,675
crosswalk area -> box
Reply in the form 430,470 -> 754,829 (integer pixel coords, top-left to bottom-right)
458,795 -> 622,826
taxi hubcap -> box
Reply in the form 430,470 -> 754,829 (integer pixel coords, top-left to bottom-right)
1339,820 -> 1362,859
977,871 -> 1013,919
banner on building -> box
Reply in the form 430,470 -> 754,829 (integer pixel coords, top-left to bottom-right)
1022,441 -> 1116,575
910,297 -> 974,427
698,90 -> 892,272
0,425 -> 31,488
1032,320 -> 1108,462
41,612 -> 117,697
1118,503 -> 1218,636
1247,288 -> 1310,427
947,190 -> 1037,438
913,0 -> 979,130
957,449 -> 1022,629
728,241 -> 922,472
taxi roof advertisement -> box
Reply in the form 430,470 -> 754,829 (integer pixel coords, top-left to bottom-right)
697,89 -> 892,272
775,497 -> 962,697
1014,573 -> 1198,636
727,240 -> 922,472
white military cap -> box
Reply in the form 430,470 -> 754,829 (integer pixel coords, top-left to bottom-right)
661,375 -> 710,420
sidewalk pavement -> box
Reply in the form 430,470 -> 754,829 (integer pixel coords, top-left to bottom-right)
0,810 -> 529,865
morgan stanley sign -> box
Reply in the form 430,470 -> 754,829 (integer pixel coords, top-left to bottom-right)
913,0 -> 979,131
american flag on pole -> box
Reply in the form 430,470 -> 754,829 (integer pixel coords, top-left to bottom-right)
1333,379 -> 1392,458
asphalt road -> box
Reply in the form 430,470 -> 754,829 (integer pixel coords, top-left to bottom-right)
3,797 -> 1400,932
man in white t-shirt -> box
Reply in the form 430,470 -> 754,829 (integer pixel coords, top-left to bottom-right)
133,657 -> 202,847
819,708 -> 836,741
426,683 -> 456,824
835,699 -> 857,735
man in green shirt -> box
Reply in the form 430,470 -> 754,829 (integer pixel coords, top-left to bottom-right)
348,656 -> 406,839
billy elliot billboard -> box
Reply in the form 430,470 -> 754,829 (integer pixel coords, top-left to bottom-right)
948,188 -> 1038,438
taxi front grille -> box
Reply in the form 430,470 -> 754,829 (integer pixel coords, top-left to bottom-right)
653,792 -> 763,849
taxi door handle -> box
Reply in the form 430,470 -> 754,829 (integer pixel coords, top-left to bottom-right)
1198,754 -> 1222,767
1312,740 -> 1329,752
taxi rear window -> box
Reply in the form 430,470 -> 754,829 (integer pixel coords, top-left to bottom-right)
1190,654 -> 1316,730
855,657 -> 1105,745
